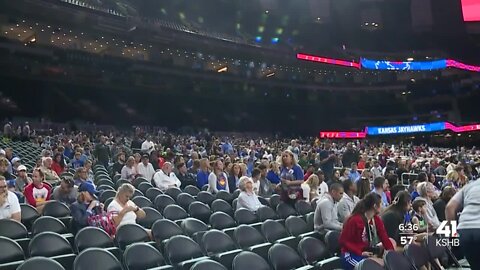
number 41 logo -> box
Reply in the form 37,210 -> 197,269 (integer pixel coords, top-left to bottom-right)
436,220 -> 458,238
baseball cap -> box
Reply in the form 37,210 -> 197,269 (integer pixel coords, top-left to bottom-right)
11,157 -> 21,164
142,153 -> 149,159
17,165 -> 27,172
78,182 -> 99,199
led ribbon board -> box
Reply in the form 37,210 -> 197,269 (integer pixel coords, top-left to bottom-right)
366,122 -> 446,135
320,122 -> 480,139
360,58 -> 447,71
319,131 -> 366,139
296,53 -> 360,69
298,52 -> 480,73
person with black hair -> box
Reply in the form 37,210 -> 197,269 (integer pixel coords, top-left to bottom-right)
338,179 -> 360,222
314,183 -> 343,232
372,177 -> 389,208
433,186 -> 455,222
380,191 -> 412,245
339,193 -> 394,270
176,162 -> 196,189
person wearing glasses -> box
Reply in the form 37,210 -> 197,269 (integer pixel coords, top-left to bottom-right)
0,176 -> 21,222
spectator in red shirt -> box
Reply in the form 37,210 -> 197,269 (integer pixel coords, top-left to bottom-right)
339,193 -> 395,270
303,164 -> 315,181
51,153 -> 65,176
23,168 -> 52,214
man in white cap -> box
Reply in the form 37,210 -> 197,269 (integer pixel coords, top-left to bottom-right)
15,165 -> 31,192
11,157 -> 21,175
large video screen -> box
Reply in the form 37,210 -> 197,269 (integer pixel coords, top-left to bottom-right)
462,0 -> 480,21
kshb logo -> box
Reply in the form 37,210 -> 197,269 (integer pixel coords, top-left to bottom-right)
435,221 -> 460,247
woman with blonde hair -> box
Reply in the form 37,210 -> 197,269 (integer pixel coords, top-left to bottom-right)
196,158 -> 210,189
301,174 -> 320,202
278,150 -> 304,203
443,170 -> 460,190
107,183 -> 146,228
266,161 -> 281,185
121,156 -> 137,181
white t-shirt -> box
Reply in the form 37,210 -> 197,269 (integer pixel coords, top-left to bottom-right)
318,182 -> 329,199
0,191 -> 21,220
107,199 -> 137,228
137,163 -> 155,181
141,140 -> 155,154
252,180 -> 260,195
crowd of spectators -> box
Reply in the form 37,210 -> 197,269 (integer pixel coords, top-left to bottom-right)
0,124 -> 479,269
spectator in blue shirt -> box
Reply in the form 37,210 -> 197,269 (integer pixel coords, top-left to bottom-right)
348,162 -> 361,183
196,158 -> 210,189
71,152 -> 85,169
372,176 -> 389,208
266,161 -> 281,184
279,150 -> 304,203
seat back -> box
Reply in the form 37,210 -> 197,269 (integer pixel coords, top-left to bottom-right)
152,219 -> 183,243
132,196 -> 152,208
298,237 -> 329,265
184,185 -> 200,196
188,202 -> 211,224
305,212 -> 314,230
383,250 -> 414,270
29,232 -> 73,257
269,194 -> 281,209
276,203 -> 297,219
261,220 -> 289,242
132,189 -> 144,199
32,216 -> 66,235
211,199 -> 234,217
234,225 -> 265,248
180,218 -> 208,237
268,243 -> 304,270
74,247 -> 123,270
20,203 -> 40,227
215,190 -> 233,203
165,235 -> 204,264
124,242 -> 165,270
0,236 -> 25,263
355,258 -> 384,270
285,216 -> 309,237
295,200 -> 314,215
163,205 -> 188,221
234,208 -> 258,224
154,194 -> 176,213
324,230 -> 341,256
196,191 -> 215,206
138,182 -> 154,195
202,229 -> 236,255
132,177 -> 149,189
404,243 -> 430,268
137,207 -> 163,229
145,187 -> 163,202
232,251 -> 270,270
100,190 -> 116,203
191,259 -> 227,270
0,219 -> 28,239
75,226 -> 114,252
115,223 -> 149,250
177,193 -> 196,210
165,188 -> 182,201
209,212 -> 236,230
43,201 -> 71,217
256,206 -> 277,222
18,257 -> 65,270
424,235 -> 447,260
